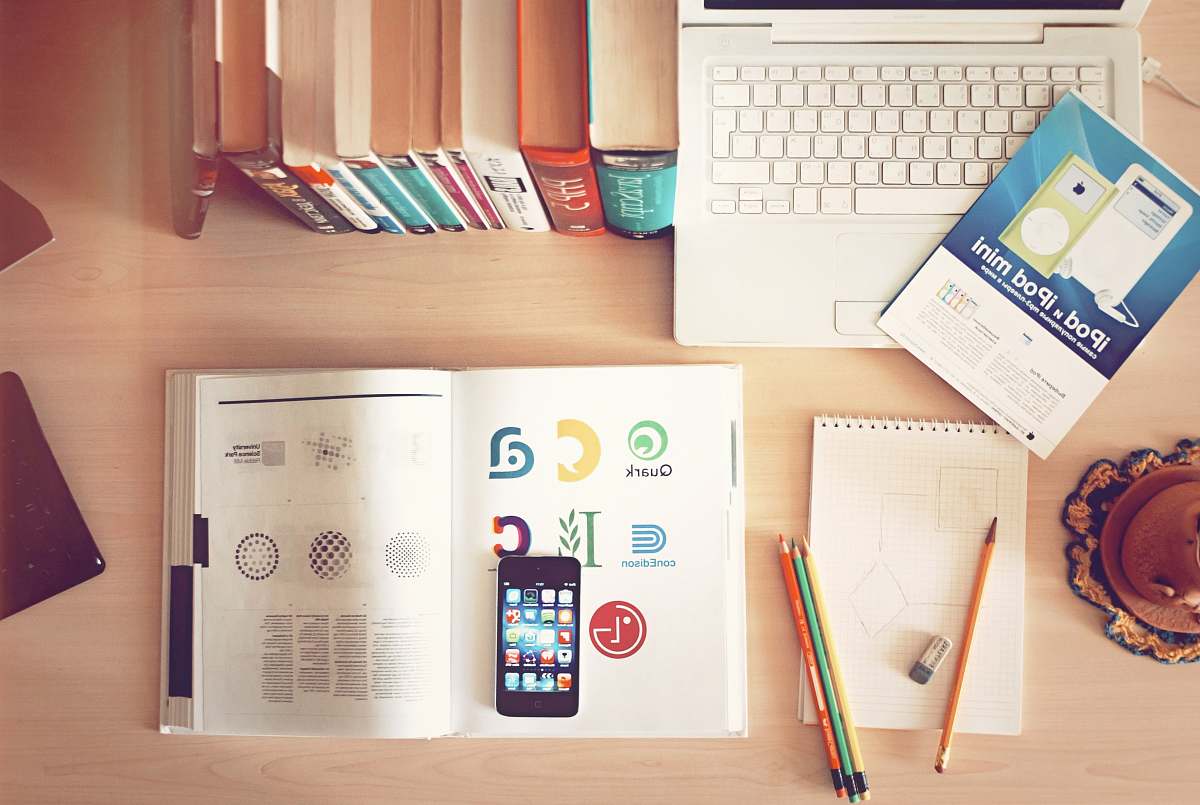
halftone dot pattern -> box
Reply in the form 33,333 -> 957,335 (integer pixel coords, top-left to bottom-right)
386,531 -> 429,578
235,532 -> 279,581
301,432 -> 354,470
310,530 -> 352,580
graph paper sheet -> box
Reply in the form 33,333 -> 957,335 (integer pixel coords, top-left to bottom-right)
801,416 -> 1028,735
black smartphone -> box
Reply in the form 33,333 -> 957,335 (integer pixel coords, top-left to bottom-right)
495,555 -> 581,717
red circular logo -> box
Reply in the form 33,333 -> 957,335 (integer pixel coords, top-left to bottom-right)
588,600 -> 647,659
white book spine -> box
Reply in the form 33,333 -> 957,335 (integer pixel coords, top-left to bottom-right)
460,0 -> 550,232
463,148 -> 550,232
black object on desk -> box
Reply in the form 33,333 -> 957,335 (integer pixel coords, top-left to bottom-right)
0,372 -> 105,621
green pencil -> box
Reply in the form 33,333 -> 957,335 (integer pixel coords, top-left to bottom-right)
793,540 -> 860,802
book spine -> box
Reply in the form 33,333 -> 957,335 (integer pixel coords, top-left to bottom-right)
463,148 -> 551,232
415,148 -> 488,230
291,163 -> 381,232
379,154 -> 466,232
226,148 -> 355,234
345,157 -> 437,234
445,148 -> 505,229
522,149 -> 606,236
594,150 -> 677,240
326,162 -> 406,234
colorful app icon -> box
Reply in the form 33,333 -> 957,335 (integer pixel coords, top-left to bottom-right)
557,609 -> 573,625
557,673 -> 573,690
522,672 -> 538,689
523,608 -> 538,623
523,630 -> 537,643
504,648 -> 520,666
538,629 -> 554,645
523,589 -> 539,604
506,588 -> 522,604
558,629 -> 572,645
541,588 -> 556,604
504,608 -> 521,625
522,650 -> 538,665
505,628 -> 520,644
540,672 -> 556,690
541,609 -> 555,624
557,649 -> 573,664
504,672 -> 519,689
559,589 -> 574,605
540,649 -> 555,665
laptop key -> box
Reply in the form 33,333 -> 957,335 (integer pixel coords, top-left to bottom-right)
713,85 -> 750,107
792,187 -> 818,213
855,187 -> 983,215
712,161 -> 770,184
821,187 -> 852,214
712,66 -> 737,81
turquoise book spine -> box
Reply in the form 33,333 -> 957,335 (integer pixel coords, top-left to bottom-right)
346,159 -> 436,234
594,151 -> 677,240
378,154 -> 466,232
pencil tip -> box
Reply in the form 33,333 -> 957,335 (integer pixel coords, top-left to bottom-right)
934,762 -> 944,774
798,534 -> 811,557
985,516 -> 998,544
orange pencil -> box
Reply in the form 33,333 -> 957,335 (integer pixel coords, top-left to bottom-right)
778,535 -> 846,797
935,517 -> 998,774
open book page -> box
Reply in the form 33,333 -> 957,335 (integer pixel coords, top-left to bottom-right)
193,370 -> 453,737
449,365 -> 746,737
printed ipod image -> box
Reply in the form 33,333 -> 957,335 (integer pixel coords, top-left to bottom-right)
999,153 -> 1115,278
1057,165 -> 1193,328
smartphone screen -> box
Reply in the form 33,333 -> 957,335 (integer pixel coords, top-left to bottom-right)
495,556 -> 581,717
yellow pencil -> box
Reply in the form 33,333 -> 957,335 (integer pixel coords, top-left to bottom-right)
801,536 -> 870,800
935,517 -> 998,774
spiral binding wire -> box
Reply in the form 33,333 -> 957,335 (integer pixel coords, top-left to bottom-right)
816,415 -> 1003,435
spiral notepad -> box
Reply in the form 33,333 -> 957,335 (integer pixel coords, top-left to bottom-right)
801,416 -> 1028,735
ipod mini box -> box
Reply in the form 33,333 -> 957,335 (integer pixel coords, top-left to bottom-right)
880,92 -> 1200,459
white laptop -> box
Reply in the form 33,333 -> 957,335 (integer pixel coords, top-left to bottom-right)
674,0 -> 1150,347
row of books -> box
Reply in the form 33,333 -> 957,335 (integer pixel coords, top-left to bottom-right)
171,0 -> 677,239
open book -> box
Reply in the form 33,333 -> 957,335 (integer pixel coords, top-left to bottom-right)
159,366 -> 746,737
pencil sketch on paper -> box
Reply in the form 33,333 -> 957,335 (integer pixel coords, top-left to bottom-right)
846,469 -> 999,638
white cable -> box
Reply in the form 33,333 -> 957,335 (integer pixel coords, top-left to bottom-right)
1141,56 -> 1200,109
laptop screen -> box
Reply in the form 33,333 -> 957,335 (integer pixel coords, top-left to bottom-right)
703,1 -> 1124,9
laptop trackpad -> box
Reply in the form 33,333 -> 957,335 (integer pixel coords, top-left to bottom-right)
834,232 -> 946,335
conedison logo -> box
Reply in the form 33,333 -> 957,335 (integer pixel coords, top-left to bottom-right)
627,420 -> 668,461
630,524 -> 666,554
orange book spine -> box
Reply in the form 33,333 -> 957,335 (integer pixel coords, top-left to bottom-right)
517,0 -> 605,236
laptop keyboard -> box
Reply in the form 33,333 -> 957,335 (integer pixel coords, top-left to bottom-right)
707,63 -> 1108,216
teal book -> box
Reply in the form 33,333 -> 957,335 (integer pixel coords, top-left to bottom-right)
586,0 -> 678,240
346,157 -> 436,234
379,154 -> 466,233
594,151 -> 677,240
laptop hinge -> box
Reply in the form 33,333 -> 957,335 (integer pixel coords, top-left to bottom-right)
772,23 -> 1044,45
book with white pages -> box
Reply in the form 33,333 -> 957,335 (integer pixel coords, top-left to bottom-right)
801,415 -> 1027,736
160,366 -> 747,738
458,0 -> 550,232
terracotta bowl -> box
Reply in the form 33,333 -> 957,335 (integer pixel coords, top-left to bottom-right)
1099,465 -> 1200,634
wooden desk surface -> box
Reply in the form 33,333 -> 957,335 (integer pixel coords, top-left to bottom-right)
2,2 -> 1198,803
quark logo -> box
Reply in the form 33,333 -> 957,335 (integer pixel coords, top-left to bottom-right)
492,515 -> 532,558
627,420 -> 668,461
488,426 -> 534,479
589,600 -> 647,659
558,419 -> 600,482
630,524 -> 666,554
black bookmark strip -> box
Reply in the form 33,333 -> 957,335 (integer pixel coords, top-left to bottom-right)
218,393 -> 443,405
192,514 -> 209,567
167,565 -> 194,698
